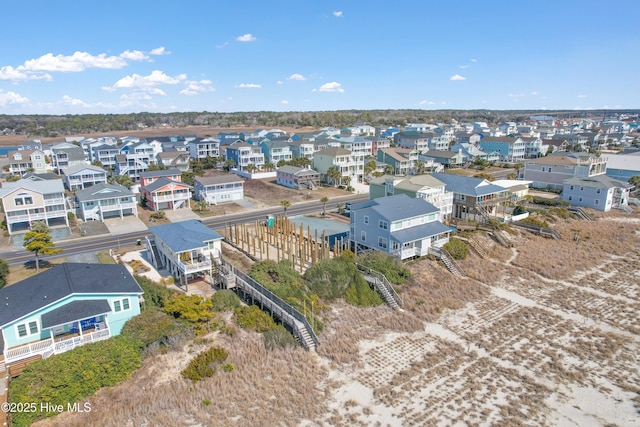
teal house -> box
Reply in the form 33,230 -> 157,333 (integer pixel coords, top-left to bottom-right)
0,263 -> 143,372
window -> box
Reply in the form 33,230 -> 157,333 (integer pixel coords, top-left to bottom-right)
568,196 -> 573,201
570,185 -> 574,190
392,242 -> 400,250
360,231 -> 366,241
596,189 -> 601,194
114,300 -> 121,312
548,168 -> 552,173
595,199 -> 600,205
579,197 -> 583,202
580,187 -> 584,191
16,321 -> 39,338
542,167 -> 546,172
378,237 -> 387,249
379,220 -> 388,230
122,298 -> 130,310
364,215 -> 369,224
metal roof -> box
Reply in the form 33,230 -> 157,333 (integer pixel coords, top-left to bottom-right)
149,220 -> 223,253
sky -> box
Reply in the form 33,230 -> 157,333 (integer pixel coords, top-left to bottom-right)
0,0 -> 638,115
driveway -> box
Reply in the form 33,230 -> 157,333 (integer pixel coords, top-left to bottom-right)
104,215 -> 149,235
163,208 -> 201,222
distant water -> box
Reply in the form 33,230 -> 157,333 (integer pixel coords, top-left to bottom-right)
0,146 -> 20,156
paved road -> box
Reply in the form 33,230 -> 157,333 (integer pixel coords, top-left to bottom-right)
1,193 -> 368,267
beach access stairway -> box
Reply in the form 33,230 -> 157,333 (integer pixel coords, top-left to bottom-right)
355,263 -> 403,309
429,247 -> 466,277
216,256 -> 318,351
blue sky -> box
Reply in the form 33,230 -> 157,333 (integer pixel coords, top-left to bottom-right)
1,0 -> 638,114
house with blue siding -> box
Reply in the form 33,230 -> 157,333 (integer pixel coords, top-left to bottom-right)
0,263 -> 143,370
562,175 -> 633,212
603,152 -> 640,182
349,194 -> 450,260
478,136 -> 526,162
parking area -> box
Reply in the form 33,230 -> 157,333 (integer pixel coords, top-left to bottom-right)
103,215 -> 149,235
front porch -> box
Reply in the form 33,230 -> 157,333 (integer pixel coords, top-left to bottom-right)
2,322 -> 110,370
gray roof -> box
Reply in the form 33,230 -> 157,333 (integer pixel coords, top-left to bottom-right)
563,175 -> 633,189
195,175 -> 244,185
432,173 -> 507,197
353,194 -> 439,221
144,176 -> 191,192
62,163 -> 105,175
149,220 -> 223,253
0,263 -> 143,327
391,221 -> 451,242
52,145 -> 86,161
139,168 -> 182,179
0,178 -> 65,197
276,165 -> 320,176
41,299 -> 112,329
75,182 -> 134,202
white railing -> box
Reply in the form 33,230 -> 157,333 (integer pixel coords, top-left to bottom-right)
177,259 -> 212,274
44,197 -> 65,205
5,338 -> 54,362
5,328 -> 111,364
54,329 -> 110,354
7,210 -> 67,222
99,201 -> 137,211
153,193 -> 191,202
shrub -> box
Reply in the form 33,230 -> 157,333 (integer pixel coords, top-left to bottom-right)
549,207 -> 572,219
356,251 -> 411,284
443,239 -> 469,260
520,215 -> 550,228
162,294 -> 215,335
234,304 -> 277,332
263,325 -> 299,350
121,307 -> 189,353
134,275 -> 174,308
531,196 -> 570,207
345,274 -> 383,307
211,289 -> 242,312
181,346 -> 229,383
10,336 -> 141,427
512,205 -> 527,216
0,257 -> 8,289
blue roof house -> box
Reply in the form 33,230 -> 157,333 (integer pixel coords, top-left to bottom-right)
349,194 -> 451,260
432,173 -> 509,222
147,220 -> 224,288
0,263 -> 143,371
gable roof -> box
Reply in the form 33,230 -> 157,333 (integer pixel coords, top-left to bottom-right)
315,147 -> 352,156
353,194 -> 439,221
62,163 -> 106,175
0,178 -> 65,197
0,263 -> 143,327
563,175 -> 633,189
144,177 -> 191,193
51,145 -> 86,161
149,220 -> 223,253
75,182 -> 134,202
432,172 -> 506,197
195,175 -> 245,186
139,168 -> 182,179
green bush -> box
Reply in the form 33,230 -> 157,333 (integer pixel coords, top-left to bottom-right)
263,325 -> 299,350
234,304 -> 277,332
304,257 -> 354,301
134,275 -> 174,308
345,274 -> 383,307
443,239 -> 469,260
162,294 -> 215,335
531,196 -> 569,207
512,205 -> 527,215
356,251 -> 412,284
10,336 -> 141,427
211,289 -> 241,312
121,307 -> 189,353
181,346 -> 229,383
549,207 -> 572,219
249,260 -> 309,304
0,257 -> 8,289
520,216 -> 550,228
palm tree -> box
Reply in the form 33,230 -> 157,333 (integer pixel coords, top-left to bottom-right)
194,200 -> 209,213
327,166 -> 342,187
263,162 -> 275,171
246,163 -> 258,174
280,199 -> 291,217
320,196 -> 329,216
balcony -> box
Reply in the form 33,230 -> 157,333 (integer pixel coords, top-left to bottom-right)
153,192 -> 191,202
4,327 -> 111,365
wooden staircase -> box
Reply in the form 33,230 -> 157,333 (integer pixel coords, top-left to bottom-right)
454,236 -> 488,259
430,248 -> 466,277
355,263 -> 403,309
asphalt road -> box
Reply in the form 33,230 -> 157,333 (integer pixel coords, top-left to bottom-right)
1,193 -> 369,267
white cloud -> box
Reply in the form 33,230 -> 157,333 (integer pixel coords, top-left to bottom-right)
508,93 -> 525,98
180,79 -> 215,96
235,83 -> 261,88
333,11 -> 343,17
0,90 -> 29,106
450,74 -> 466,81
0,65 -> 51,81
120,50 -> 149,61
577,94 -> 587,98
150,47 -> 170,55
281,100 -> 289,105
215,42 -> 229,49
277,80 -> 283,85
111,70 -> 186,90
236,33 -> 256,42
531,91 -> 538,96
287,73 -> 306,81
419,100 -> 435,106
459,65 -> 469,69
318,81 -> 344,93
60,95 -> 89,107
470,58 -> 477,62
